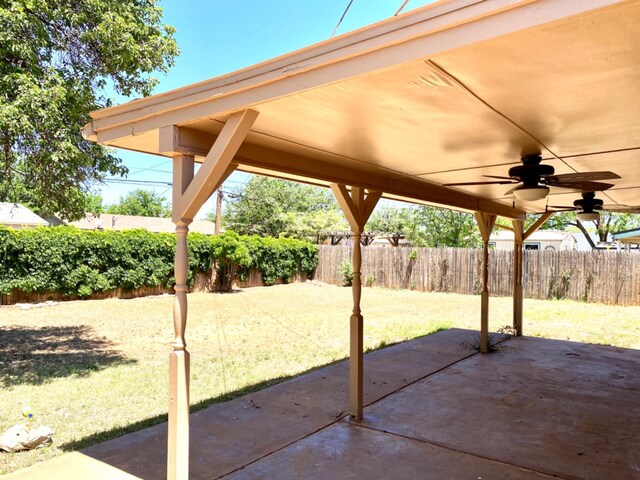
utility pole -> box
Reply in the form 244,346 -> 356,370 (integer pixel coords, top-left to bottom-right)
214,189 -> 223,235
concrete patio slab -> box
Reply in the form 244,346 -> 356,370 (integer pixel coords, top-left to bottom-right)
359,336 -> 640,480
54,328 -> 480,480
5,329 -> 639,480
225,422 -> 554,480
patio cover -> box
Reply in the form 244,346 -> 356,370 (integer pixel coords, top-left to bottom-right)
83,1 -> 640,478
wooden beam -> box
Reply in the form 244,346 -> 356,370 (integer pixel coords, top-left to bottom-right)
331,184 -> 360,230
331,184 -> 381,420
474,212 -> 497,242
493,222 -> 514,232
523,212 -> 553,241
169,110 -> 257,223
159,126 -> 526,220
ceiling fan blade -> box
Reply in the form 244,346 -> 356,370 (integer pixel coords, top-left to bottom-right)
548,206 -> 577,211
603,205 -> 640,214
443,180 -> 518,187
545,171 -> 621,183
545,180 -> 614,191
482,175 -> 517,181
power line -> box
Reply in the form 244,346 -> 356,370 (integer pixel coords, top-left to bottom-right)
394,0 -> 410,16
104,178 -> 172,187
127,159 -> 172,176
331,0 -> 354,38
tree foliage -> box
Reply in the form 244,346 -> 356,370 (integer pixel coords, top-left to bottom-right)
0,0 -> 178,219
222,176 -> 347,241
524,211 -> 640,249
106,189 -> 170,218
367,206 -> 481,248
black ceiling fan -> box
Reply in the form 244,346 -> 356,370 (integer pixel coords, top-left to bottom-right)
548,192 -> 640,221
443,154 -> 621,201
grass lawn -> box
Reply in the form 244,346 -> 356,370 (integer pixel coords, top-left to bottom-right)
1,282 -> 639,474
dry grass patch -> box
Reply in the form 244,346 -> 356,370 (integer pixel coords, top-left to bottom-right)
1,282 -> 639,473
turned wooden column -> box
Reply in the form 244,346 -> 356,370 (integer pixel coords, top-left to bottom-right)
168,221 -> 191,480
350,230 -> 364,418
331,184 -> 381,420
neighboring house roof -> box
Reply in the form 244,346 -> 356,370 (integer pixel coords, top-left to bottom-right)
69,213 -> 217,235
612,228 -> 640,244
0,202 -> 49,228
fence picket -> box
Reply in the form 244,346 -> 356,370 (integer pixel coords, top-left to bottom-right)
316,245 -> 640,305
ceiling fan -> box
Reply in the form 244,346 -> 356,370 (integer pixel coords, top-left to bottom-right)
444,154 -> 621,201
548,192 -> 640,222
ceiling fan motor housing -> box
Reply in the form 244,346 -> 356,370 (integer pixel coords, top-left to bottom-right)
508,161 -> 554,186
573,192 -> 604,212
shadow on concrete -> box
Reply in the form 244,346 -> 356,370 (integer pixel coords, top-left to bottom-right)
62,329 -> 450,454
0,325 -> 135,387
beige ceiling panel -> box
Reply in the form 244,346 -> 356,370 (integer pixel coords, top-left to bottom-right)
252,60 -> 540,176
430,0 -> 640,157
600,188 -> 640,207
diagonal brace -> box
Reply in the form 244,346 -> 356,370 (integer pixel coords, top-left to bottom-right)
173,110 -> 258,222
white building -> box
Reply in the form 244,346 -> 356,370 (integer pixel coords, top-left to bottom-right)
489,230 -> 577,251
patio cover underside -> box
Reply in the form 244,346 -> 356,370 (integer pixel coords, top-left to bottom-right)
85,0 -> 640,216
9,329 -> 640,479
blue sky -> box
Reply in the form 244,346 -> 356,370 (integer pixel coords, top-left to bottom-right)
100,0 -> 436,217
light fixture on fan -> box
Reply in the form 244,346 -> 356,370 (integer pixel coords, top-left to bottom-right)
576,211 -> 599,222
512,185 -> 549,201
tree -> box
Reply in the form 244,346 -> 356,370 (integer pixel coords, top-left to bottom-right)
0,1 -> 178,220
85,192 -> 104,214
106,189 -> 170,218
413,206 -> 481,248
545,211 -> 640,249
367,206 -> 481,248
222,176 -> 347,241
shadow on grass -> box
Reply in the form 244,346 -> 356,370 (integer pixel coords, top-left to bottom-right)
60,357 -> 346,452
0,325 -> 135,387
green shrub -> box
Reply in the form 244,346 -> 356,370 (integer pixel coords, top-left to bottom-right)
339,260 -> 353,287
0,226 -> 318,298
241,236 -> 318,286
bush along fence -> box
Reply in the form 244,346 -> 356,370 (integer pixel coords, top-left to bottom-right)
315,245 -> 640,306
0,227 -> 318,304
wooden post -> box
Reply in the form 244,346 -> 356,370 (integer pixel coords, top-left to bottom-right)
350,230 -> 364,417
331,184 -> 381,420
168,155 -> 194,480
164,110 -> 258,480
474,212 -> 496,353
513,212 -> 552,337
512,220 -> 524,336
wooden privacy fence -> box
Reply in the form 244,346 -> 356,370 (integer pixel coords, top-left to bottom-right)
1,268 -> 309,305
315,245 -> 640,305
